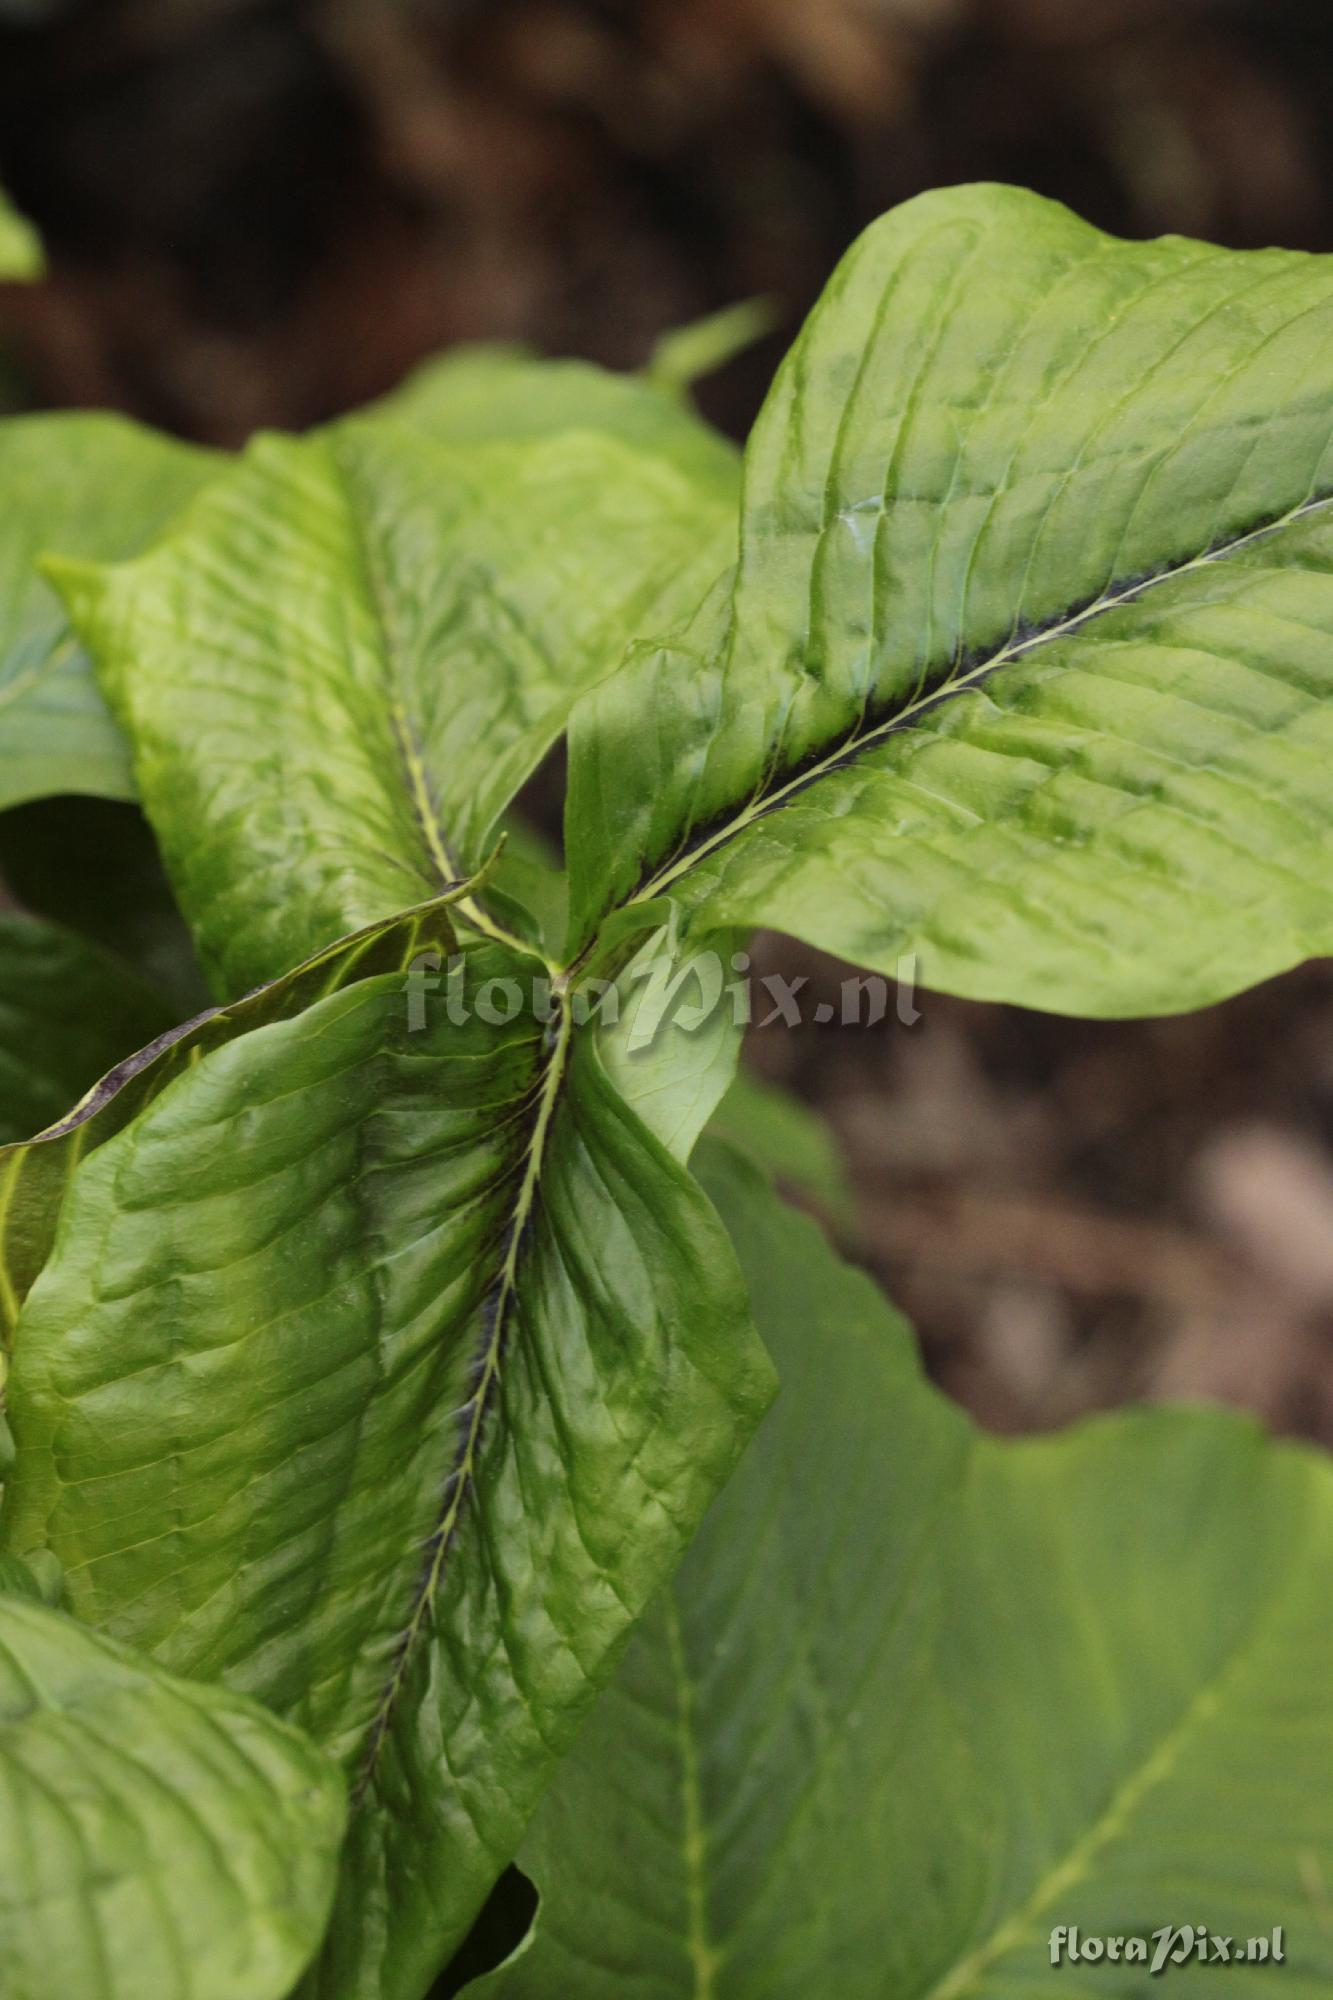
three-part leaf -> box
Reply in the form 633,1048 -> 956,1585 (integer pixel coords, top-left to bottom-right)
567,185 -> 1333,1015
469,1148 -> 1333,1998
0,1587 -> 345,2000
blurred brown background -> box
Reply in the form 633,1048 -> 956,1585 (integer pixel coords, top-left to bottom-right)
3,0 -> 1333,1443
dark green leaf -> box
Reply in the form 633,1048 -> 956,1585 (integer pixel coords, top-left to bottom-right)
0,914 -> 172,1150
467,1148 -> 1333,1998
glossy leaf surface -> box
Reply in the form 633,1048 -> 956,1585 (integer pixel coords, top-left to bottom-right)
1,945 -> 773,2000
52,419 -> 734,997
0,897 -> 458,1347
567,185 -> 1333,1015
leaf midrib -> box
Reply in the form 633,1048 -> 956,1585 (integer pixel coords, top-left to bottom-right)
616,483 -> 1333,928
334,433 -> 555,973
332,437 -> 584,1798
351,984 -> 575,1802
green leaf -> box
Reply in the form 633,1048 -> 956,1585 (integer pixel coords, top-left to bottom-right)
466,1147 -> 1333,1999
0,189 -> 42,281
0,1551 -> 60,1605
0,914 -> 172,1149
486,818 -> 568,957
51,418 -> 736,998
0,1591 -> 345,2000
705,1067 -> 856,1227
0,896 -> 460,1348
645,300 -> 778,395
566,184 -> 1333,1016
0,938 -> 775,2000
0,415 -> 216,813
375,345 -> 742,502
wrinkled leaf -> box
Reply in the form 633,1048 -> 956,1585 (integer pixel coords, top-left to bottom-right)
0,415 -> 216,812
0,895 -> 460,1346
567,184 -> 1333,1015
468,1148 -> 1333,1998
0,1591 -> 345,2000
1,939 -> 774,2000
52,419 -> 735,997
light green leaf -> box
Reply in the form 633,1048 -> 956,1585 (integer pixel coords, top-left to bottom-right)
376,344 -> 742,501
468,1147 -> 1333,1999
566,184 -> 1333,1016
0,1592 -> 345,2000
0,914 -> 172,1149
646,300 -> 777,395
0,937 -> 774,2000
0,895 -> 460,1348
0,415 -> 216,813
0,189 -> 42,281
51,418 -> 735,998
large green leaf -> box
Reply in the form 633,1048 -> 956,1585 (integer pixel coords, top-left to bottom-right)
466,1146 -> 1333,1998
566,184 -> 1333,1015
0,189 -> 42,281
51,418 -> 736,998
0,914 -> 172,1149
0,415 -> 216,812
0,936 -> 774,2000
0,895 -> 461,1347
0,1588 -> 345,2000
